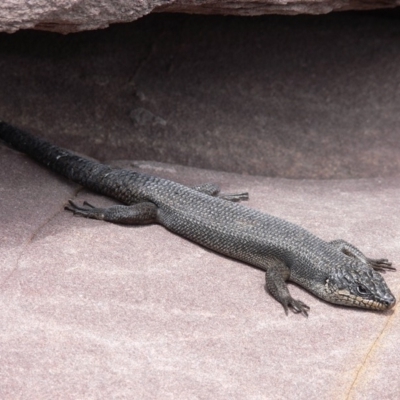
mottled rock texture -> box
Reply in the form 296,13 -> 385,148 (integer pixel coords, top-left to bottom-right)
1,11 -> 400,398
1,0 -> 400,33
1,144 -> 400,399
1,13 -> 400,179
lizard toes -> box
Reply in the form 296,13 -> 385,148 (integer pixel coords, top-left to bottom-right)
283,298 -> 310,317
367,258 -> 396,272
65,200 -> 98,217
64,200 -> 80,214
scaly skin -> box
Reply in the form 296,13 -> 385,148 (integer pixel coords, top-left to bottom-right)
0,121 -> 396,316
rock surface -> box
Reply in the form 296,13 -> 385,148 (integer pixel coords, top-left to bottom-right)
1,11 -> 400,399
0,0 -> 399,33
1,143 -> 400,399
1,13 -> 400,179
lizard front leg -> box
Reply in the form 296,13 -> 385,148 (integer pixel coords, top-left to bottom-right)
329,239 -> 395,272
264,259 -> 310,317
65,201 -> 158,225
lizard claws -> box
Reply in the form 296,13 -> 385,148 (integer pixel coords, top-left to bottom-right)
83,201 -> 96,208
283,298 -> 310,317
65,200 -> 80,214
65,200 -> 100,217
367,258 -> 396,272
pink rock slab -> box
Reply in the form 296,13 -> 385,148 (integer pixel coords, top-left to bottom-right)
1,144 -> 399,398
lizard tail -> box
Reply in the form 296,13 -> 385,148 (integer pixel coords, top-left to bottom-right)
0,121 -> 112,190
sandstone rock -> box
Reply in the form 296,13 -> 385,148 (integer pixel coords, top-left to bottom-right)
0,0 -> 399,34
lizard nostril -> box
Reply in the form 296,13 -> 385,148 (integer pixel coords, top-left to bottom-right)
385,296 -> 396,309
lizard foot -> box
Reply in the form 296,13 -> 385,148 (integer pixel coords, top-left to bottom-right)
192,183 -> 249,202
65,200 -> 158,224
282,297 -> 310,317
219,192 -> 249,202
65,200 -> 103,218
367,258 -> 396,272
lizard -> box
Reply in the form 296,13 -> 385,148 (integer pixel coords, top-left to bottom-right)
0,121 -> 396,316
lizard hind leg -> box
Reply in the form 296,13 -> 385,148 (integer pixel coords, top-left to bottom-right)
65,200 -> 158,225
329,239 -> 395,272
192,183 -> 249,202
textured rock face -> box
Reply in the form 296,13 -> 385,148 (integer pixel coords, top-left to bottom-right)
1,0 -> 399,34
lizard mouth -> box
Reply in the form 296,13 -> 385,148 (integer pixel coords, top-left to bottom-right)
336,289 -> 396,311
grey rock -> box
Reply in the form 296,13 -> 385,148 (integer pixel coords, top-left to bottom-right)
1,0 -> 399,34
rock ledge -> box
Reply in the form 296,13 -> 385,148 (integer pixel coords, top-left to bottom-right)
1,0 -> 399,34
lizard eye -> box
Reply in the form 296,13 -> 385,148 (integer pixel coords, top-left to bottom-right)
357,285 -> 369,295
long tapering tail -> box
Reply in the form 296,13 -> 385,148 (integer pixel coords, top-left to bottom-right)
0,121 -> 112,190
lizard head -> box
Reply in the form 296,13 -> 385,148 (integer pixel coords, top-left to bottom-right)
323,262 -> 396,311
